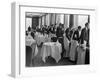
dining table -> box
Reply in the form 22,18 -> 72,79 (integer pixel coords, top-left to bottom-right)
41,41 -> 62,63
34,32 -> 51,46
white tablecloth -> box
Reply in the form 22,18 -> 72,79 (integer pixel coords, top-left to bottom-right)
35,33 -> 51,46
77,46 -> 86,64
41,42 -> 62,63
26,37 -> 38,57
26,37 -> 36,46
49,33 -> 56,38
69,40 -> 78,61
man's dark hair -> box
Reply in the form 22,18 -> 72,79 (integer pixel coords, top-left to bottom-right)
26,31 -> 28,36
28,26 -> 31,32
78,26 -> 81,30
85,22 -> 89,27
59,23 -> 62,26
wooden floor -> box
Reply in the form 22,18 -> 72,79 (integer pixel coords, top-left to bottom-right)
26,46 -> 76,67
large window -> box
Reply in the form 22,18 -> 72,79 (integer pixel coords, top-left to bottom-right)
26,18 -> 32,31
78,15 -> 89,28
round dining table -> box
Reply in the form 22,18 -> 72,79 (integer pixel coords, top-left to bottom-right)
34,33 -> 51,46
41,42 -> 62,63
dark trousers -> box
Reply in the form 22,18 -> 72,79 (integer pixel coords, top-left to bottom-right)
85,48 -> 90,64
58,37 -> 65,58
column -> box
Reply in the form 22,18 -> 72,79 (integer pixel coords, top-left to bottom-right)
42,16 -> 44,26
64,14 -> 70,29
73,15 -> 78,28
46,13 -> 50,26
69,14 -> 74,28
51,13 -> 56,25
56,14 -> 60,25
44,15 -> 46,25
39,17 -> 42,28
88,15 -> 90,23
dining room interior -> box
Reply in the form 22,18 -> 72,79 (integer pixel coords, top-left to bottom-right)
25,12 -> 90,67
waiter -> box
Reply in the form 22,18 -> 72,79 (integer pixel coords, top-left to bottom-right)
56,23 -> 64,58
80,22 -> 90,64
73,26 -> 82,43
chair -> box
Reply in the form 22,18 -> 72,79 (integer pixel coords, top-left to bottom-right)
51,37 -> 57,42
31,32 -> 35,39
26,46 -> 32,66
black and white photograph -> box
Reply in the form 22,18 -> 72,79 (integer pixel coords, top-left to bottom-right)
10,1 -> 97,78
25,12 -> 90,67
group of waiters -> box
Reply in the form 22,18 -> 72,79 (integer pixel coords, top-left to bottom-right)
26,22 -> 90,64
